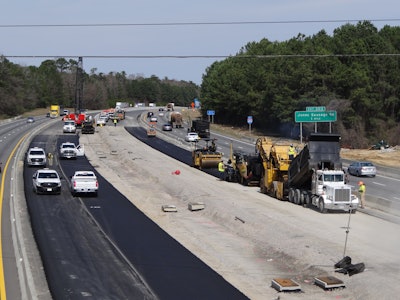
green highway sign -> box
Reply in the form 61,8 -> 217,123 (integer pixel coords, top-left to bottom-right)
295,110 -> 337,122
306,106 -> 326,112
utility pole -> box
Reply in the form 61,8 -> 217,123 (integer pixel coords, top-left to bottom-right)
75,57 -> 83,113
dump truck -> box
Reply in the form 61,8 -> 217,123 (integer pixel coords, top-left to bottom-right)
257,137 -> 292,200
190,119 -> 210,138
192,139 -> 223,169
166,103 -> 174,111
49,105 -> 60,118
170,112 -> 183,128
287,133 -> 358,213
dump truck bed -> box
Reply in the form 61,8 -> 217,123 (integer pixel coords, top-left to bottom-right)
289,133 -> 342,188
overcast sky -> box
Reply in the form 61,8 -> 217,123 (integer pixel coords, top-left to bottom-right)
1,0 -> 399,84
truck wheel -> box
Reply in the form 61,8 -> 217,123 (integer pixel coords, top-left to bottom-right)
302,192 -> 310,207
319,198 -> 327,213
288,188 -> 294,203
294,189 -> 301,205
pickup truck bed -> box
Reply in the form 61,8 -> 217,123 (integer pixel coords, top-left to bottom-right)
70,171 -> 98,196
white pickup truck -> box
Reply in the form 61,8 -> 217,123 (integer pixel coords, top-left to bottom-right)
59,142 -> 85,159
70,171 -> 98,196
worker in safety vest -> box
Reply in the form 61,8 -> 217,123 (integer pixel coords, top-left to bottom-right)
113,119 -> 117,127
218,160 -> 225,180
288,144 -> 295,160
358,181 -> 366,209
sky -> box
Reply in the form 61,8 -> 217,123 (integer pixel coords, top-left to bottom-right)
1,0 -> 399,85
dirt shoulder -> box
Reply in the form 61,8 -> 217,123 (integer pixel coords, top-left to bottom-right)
80,125 -> 400,300
340,147 -> 400,168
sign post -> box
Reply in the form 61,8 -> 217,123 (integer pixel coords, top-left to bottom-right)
207,110 -> 215,123
247,116 -> 253,133
294,107 -> 337,144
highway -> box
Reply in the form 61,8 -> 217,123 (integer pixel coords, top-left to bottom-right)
139,108 -> 400,217
1,108 -> 400,298
2,113 -> 248,299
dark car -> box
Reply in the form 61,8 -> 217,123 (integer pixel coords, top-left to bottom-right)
162,123 -> 172,131
81,121 -> 95,134
347,161 -> 376,177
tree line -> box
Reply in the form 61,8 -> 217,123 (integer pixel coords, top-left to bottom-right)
200,21 -> 400,148
0,56 -> 199,117
1,21 -> 400,147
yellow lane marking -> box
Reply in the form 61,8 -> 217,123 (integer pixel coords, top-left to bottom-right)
0,134 -> 28,300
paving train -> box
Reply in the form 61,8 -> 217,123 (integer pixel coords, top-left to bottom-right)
225,133 -> 359,213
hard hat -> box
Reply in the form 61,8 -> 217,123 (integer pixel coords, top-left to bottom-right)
358,181 -> 363,185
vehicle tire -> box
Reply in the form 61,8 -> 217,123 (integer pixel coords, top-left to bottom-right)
303,192 -> 311,207
356,171 -> 360,177
319,198 -> 327,213
260,177 -> 266,194
294,189 -> 301,205
288,188 -> 295,203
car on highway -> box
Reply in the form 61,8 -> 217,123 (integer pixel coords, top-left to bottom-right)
162,123 -> 172,131
347,161 -> 377,177
26,117 -> 35,123
185,132 -> 200,142
81,121 -> 95,134
32,168 -> 62,194
63,120 -> 76,133
150,116 -> 158,122
96,115 -> 108,126
59,142 -> 78,159
26,147 -> 47,167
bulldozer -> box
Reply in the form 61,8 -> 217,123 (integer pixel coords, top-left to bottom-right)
192,138 -> 223,169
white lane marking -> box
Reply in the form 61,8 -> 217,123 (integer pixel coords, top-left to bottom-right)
377,174 -> 400,182
373,182 -> 386,186
394,197 -> 400,201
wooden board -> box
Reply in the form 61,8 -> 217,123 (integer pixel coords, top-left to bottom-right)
271,278 -> 301,292
314,276 -> 345,289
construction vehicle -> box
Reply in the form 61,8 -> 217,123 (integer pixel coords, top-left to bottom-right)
286,133 -> 357,213
49,105 -> 60,118
190,119 -> 210,138
257,137 -> 292,200
170,112 -> 183,128
147,125 -> 156,137
231,151 -> 262,186
192,139 -> 222,169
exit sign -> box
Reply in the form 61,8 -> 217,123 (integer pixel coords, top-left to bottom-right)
306,106 -> 326,112
295,111 -> 337,122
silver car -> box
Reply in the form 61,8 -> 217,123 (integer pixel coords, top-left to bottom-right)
347,161 -> 376,177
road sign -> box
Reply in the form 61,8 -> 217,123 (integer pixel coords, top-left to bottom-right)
207,110 -> 215,116
295,111 -> 337,122
306,106 -> 326,112
247,116 -> 253,124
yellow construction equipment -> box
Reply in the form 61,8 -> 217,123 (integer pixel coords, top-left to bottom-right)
256,137 -> 292,200
192,139 -> 222,169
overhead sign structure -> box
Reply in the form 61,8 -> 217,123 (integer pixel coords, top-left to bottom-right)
295,111 -> 337,123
